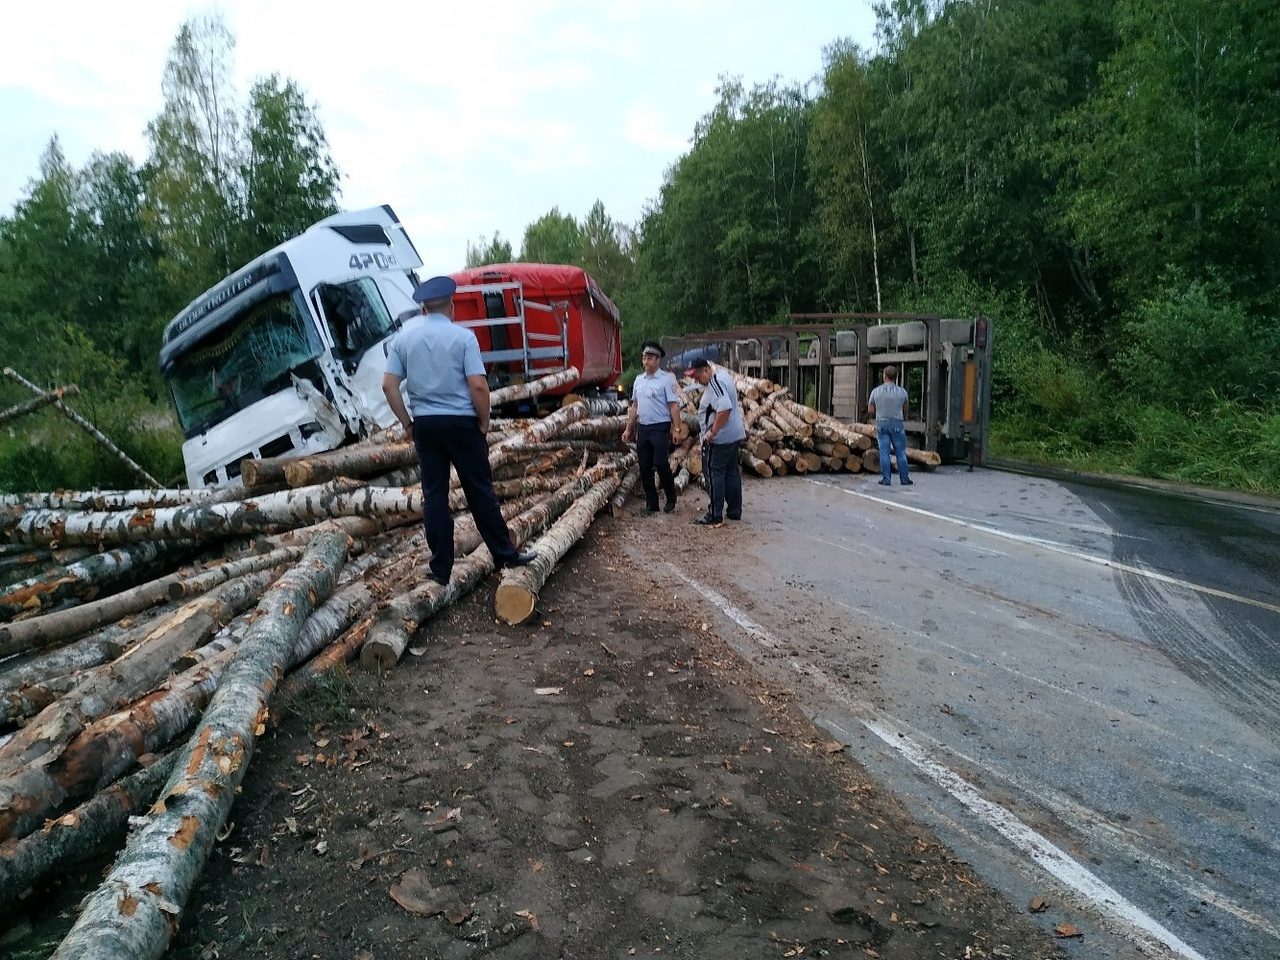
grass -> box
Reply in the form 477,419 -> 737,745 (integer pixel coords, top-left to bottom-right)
284,665 -> 386,727
989,399 -> 1280,497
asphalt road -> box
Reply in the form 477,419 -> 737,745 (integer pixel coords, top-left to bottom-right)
642,466 -> 1280,960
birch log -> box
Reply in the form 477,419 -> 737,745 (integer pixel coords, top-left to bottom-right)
493,400 -> 591,451
494,470 -> 626,625
0,751 -> 181,907
0,569 -> 280,777
489,367 -> 580,407
0,547 -> 282,659
0,487 -> 230,513
6,481 -> 420,549
0,645 -> 236,845
278,443 -> 419,489
0,383 -> 80,428
0,541 -> 195,623
360,458 -> 632,670
0,625 -> 135,695
48,531 -> 347,960
609,464 -> 641,511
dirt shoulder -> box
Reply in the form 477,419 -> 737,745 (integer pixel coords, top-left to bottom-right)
9,509 -> 1069,959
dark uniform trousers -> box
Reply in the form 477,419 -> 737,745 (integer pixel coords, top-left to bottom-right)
412,415 -> 521,579
636,422 -> 677,510
703,440 -> 742,523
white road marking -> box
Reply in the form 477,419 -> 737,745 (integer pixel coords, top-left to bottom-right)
666,561 -> 1213,960
816,480 -> 1280,616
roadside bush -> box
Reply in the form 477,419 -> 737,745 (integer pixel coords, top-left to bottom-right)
1118,273 -> 1280,412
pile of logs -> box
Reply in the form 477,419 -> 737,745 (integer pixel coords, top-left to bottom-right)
0,369 -> 647,959
0,363 -> 938,959
688,369 -> 942,479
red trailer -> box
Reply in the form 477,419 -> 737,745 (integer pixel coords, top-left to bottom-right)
449,263 -> 623,403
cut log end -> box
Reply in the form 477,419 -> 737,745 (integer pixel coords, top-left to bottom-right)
358,638 -> 400,674
494,582 -> 537,626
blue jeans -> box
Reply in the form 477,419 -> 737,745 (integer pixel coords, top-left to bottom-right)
876,421 -> 911,484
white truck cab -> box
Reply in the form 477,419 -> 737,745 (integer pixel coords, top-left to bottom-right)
160,205 -> 423,488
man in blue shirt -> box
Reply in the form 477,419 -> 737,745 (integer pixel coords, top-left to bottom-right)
685,356 -> 745,527
622,340 -> 682,514
867,365 -> 913,486
383,275 -> 536,584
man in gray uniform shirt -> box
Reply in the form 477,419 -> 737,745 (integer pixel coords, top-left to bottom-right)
686,356 -> 745,526
867,365 -> 912,486
622,340 -> 682,514
383,275 -> 536,585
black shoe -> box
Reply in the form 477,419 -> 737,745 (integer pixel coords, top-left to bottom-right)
878,479 -> 891,486
427,572 -> 450,586
663,499 -> 677,513
726,514 -> 741,521
693,515 -> 723,527
506,551 -> 538,568
901,479 -> 914,485
644,504 -> 659,515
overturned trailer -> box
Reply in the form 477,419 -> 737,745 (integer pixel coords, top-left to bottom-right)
662,314 -> 993,465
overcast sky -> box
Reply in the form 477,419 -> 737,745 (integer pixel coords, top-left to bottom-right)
1,0 -> 876,274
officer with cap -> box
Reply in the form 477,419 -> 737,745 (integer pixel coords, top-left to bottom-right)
383,275 -> 536,584
621,340 -> 682,514
685,356 -> 745,527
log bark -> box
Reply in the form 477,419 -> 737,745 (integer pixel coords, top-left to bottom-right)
489,367 -> 580,407
0,750 -> 181,907
494,470 -> 626,625
609,464 -> 641,511
553,415 -> 625,442
0,570 -> 280,777
0,383 -> 80,428
0,488 -> 230,513
0,546 -> 297,660
0,645 -> 235,845
0,624 -> 135,695
48,531 -> 347,960
741,449 -> 773,478
0,541 -> 195,623
165,546 -> 304,601
493,400 -> 591,452
278,443 -> 419,489
769,402 -> 813,440
6,480 -> 420,549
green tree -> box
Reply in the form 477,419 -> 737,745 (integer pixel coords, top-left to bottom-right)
521,208 -> 582,265
1055,0 -> 1280,305
79,151 -> 168,380
578,200 -> 633,295
144,13 -> 242,295
0,138 -> 86,375
235,75 -> 341,266
633,78 -> 819,333
809,41 -> 886,311
878,0 -> 1115,315
465,231 -> 515,267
